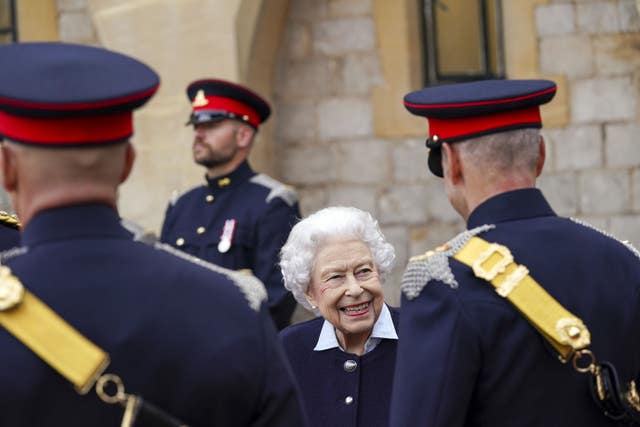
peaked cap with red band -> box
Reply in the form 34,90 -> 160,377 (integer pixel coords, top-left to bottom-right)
0,42 -> 159,146
186,79 -> 271,129
404,79 -> 557,177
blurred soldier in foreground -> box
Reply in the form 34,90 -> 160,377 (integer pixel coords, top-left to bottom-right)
0,42 -> 306,427
161,79 -> 300,330
390,79 -> 640,426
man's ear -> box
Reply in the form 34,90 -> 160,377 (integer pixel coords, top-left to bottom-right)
1,143 -> 18,192
536,136 -> 546,177
119,142 -> 136,184
441,142 -> 463,184
235,124 -> 255,149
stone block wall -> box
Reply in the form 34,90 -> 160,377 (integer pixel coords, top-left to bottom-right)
273,0 -> 463,305
536,0 -> 640,247
274,0 -> 640,307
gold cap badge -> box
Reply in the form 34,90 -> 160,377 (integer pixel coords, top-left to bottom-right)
192,89 -> 209,107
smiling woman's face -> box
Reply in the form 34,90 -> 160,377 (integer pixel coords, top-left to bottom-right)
306,239 -> 384,342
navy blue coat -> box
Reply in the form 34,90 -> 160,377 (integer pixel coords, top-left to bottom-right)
281,307 -> 399,427
0,204 -> 306,427
0,222 -> 19,250
161,161 -> 300,330
390,189 -> 640,427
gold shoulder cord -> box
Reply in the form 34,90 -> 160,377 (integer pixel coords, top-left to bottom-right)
454,236 -> 590,360
0,264 -> 150,427
0,211 -> 21,230
454,236 -> 638,408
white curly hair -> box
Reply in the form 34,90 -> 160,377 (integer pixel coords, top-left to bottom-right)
279,206 -> 396,312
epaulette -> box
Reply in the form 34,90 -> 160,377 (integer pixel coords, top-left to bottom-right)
0,246 -> 28,263
120,218 -> 158,245
154,242 -> 267,311
169,188 -> 192,207
249,174 -> 298,207
401,224 -> 495,300
0,211 -> 21,230
570,217 -> 640,261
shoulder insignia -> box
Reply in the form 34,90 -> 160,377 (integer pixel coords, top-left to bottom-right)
0,246 -> 28,263
120,218 -> 158,245
570,218 -> 640,260
169,188 -> 192,207
250,174 -> 298,207
401,224 -> 495,300
154,242 -> 267,311
0,211 -> 21,230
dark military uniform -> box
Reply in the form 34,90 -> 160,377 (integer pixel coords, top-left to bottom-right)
281,306 -> 399,427
0,211 -> 20,250
0,204 -> 306,426
161,162 -> 300,330
391,79 -> 640,426
391,189 -> 640,427
161,78 -> 301,330
0,42 -> 306,427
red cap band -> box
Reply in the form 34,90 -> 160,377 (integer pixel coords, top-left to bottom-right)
0,111 -> 133,145
427,106 -> 542,142
193,95 -> 261,127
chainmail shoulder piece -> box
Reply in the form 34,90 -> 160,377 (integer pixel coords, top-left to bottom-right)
570,218 -> 640,261
154,242 -> 267,311
0,246 -> 28,264
401,224 -> 495,300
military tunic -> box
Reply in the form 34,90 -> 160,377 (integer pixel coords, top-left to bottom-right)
0,204 -> 307,427
0,212 -> 20,250
161,161 -> 300,330
281,306 -> 399,427
390,188 -> 640,427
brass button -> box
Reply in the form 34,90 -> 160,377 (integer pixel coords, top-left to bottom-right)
343,360 -> 357,372
197,226 -> 205,235
176,237 -> 185,247
344,396 -> 354,405
206,195 -> 214,203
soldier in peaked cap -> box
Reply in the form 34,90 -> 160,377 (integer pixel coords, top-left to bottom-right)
160,79 -> 301,330
0,42 -> 306,427
390,79 -> 640,427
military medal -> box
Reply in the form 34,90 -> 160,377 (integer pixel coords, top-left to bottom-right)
218,219 -> 236,253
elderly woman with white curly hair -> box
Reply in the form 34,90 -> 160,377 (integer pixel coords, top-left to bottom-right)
279,206 -> 399,427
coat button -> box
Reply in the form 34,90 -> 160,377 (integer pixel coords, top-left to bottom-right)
176,237 -> 185,247
196,226 -> 205,235
343,360 -> 357,372
344,396 -> 354,405
206,195 -> 214,203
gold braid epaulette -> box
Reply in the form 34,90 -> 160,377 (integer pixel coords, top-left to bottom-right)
0,211 -> 20,230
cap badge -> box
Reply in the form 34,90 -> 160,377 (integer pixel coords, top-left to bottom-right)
218,219 -> 237,253
192,89 -> 209,107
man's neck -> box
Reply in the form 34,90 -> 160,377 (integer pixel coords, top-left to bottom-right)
205,157 -> 246,180
15,185 -> 118,226
464,177 -> 537,221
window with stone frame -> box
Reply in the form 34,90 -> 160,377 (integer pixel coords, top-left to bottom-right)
422,0 -> 504,86
0,0 -> 17,44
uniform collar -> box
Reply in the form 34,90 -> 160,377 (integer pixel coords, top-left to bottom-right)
313,303 -> 398,354
21,203 -> 130,247
205,160 -> 254,191
467,188 -> 556,229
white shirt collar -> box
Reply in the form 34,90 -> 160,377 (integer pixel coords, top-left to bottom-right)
313,303 -> 398,354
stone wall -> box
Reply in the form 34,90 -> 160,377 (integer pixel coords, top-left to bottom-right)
273,0 -> 463,305
274,0 -> 640,306
535,0 -> 640,245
